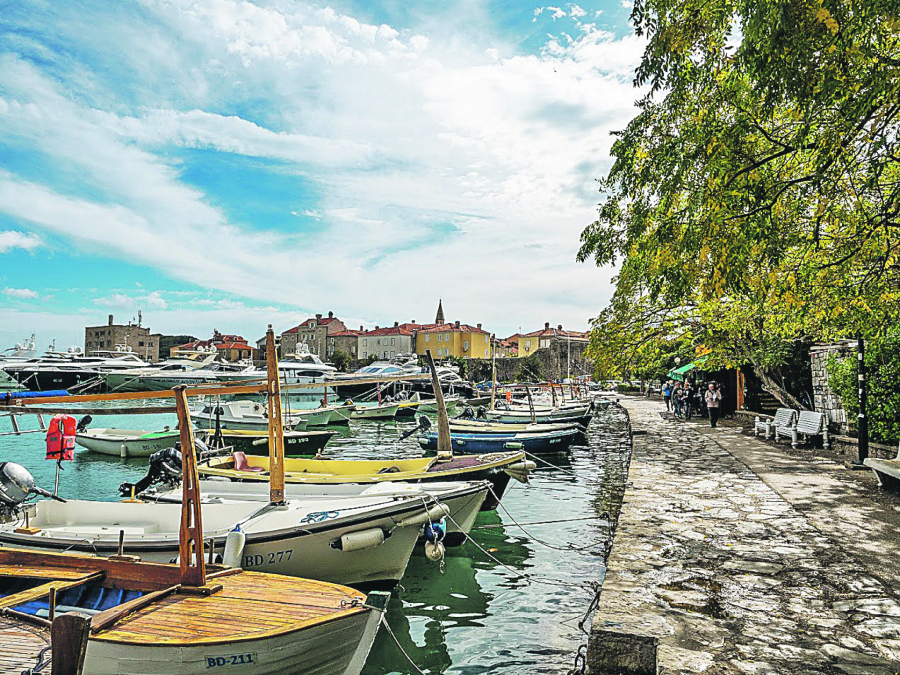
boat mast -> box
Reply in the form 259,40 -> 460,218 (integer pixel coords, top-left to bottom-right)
425,349 -> 451,456
490,333 -> 497,411
173,384 -> 206,587
265,326 -> 286,505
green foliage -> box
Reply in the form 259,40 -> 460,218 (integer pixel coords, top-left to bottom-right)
616,382 -> 641,393
579,0 -> 899,404
329,349 -> 353,372
158,335 -> 197,360
827,331 -> 900,444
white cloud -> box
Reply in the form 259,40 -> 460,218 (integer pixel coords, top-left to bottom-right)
2,287 -> 39,299
0,230 -> 41,253
0,1 -> 639,338
143,291 -> 168,309
93,294 -> 135,309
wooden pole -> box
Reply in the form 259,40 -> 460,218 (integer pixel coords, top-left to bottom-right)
173,385 -> 206,587
490,335 -> 497,411
266,327 -> 286,505
550,384 -> 557,407
525,386 -> 536,424
51,612 -> 91,675
425,350 -> 451,456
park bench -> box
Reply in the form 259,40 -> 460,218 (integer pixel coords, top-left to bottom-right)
755,408 -> 797,440
775,410 -> 830,449
864,444 -> 900,492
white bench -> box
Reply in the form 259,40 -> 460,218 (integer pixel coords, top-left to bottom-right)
776,410 -> 829,449
755,408 -> 796,440
864,445 -> 900,491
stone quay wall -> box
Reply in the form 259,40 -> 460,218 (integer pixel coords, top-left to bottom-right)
810,342 -> 854,433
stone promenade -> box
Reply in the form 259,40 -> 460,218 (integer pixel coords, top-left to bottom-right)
588,397 -> 900,675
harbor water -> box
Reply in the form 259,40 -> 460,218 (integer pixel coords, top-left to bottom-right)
0,398 -> 631,674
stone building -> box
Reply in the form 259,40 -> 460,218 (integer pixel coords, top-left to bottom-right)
171,330 -> 255,363
84,314 -> 162,362
810,341 -> 855,433
359,324 -> 414,360
281,311 -> 346,358
327,328 -> 361,360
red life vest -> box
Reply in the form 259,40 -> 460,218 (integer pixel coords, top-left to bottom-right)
46,414 -> 76,461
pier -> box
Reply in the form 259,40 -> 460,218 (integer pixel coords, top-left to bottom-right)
589,397 -> 900,674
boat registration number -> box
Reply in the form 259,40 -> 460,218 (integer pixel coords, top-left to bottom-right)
206,652 -> 258,668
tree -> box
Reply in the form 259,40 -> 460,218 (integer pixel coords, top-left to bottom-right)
579,0 -> 900,402
329,349 -> 353,372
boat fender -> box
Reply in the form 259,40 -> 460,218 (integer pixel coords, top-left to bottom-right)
332,527 -> 386,552
223,525 -> 246,568
425,540 -> 445,562
396,503 -> 450,529
424,517 -> 446,545
503,441 -> 523,450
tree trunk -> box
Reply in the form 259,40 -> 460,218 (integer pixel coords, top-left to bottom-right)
754,365 -> 809,411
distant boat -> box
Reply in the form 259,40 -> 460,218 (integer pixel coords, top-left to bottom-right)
191,400 -> 312,431
74,428 -> 180,458
348,401 -> 400,420
197,428 -> 336,458
418,427 -> 581,455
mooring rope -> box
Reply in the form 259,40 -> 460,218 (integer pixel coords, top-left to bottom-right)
380,614 -> 428,675
524,451 -> 582,477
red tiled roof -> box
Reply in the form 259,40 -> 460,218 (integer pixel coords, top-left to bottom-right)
329,329 -> 360,337
284,316 -> 341,333
522,327 -> 590,340
363,326 -> 413,337
215,342 -> 253,350
417,322 -> 488,334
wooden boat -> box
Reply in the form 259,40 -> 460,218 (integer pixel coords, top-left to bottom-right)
75,428 -> 180,458
418,427 -> 581,455
484,408 -> 593,426
0,492 -> 442,588
449,419 -> 584,434
394,398 -> 422,417
349,401 -> 400,420
284,402 -> 354,426
146,479 -> 490,548
196,451 -> 533,511
197,428 -> 336,459
0,548 -> 388,675
192,400 -> 310,431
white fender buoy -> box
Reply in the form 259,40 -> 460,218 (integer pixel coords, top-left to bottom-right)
333,528 -> 385,552
120,443 -> 128,458
425,541 -> 445,561
223,526 -> 246,568
396,503 -> 450,529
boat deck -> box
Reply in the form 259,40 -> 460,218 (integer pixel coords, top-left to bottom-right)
0,618 -> 49,672
95,571 -> 368,646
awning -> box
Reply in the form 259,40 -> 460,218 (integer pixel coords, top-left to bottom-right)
667,356 -> 709,382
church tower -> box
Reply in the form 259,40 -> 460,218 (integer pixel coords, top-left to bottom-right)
435,298 -> 445,325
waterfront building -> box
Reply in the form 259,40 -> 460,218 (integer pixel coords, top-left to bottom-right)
171,330 -> 255,362
359,323 -> 413,360
327,328 -> 361,359
514,323 -> 589,358
84,313 -> 162,362
413,321 -> 491,360
281,311 -> 346,358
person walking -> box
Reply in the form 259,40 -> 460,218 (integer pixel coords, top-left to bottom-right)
672,384 -> 683,419
705,383 -> 721,428
683,382 -> 694,419
663,381 -> 672,411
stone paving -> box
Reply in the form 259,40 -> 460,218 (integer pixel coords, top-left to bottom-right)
588,397 -> 900,675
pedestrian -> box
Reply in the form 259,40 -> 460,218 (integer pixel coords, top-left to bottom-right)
705,383 -> 721,428
683,382 -> 694,419
663,381 -> 672,411
672,383 -> 683,418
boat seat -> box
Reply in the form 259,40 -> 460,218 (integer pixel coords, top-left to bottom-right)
51,523 -> 160,535
233,451 -> 265,472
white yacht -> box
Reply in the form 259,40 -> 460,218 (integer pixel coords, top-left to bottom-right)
0,334 -> 36,389
2,346 -> 152,392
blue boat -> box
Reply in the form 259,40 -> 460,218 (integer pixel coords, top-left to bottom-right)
418,427 -> 579,455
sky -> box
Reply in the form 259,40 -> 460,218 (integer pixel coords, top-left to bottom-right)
0,0 -> 644,351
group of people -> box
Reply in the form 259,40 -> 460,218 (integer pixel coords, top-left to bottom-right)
661,380 -> 723,428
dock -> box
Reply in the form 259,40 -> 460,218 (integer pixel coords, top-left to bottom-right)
0,617 -> 49,672
589,397 -> 900,674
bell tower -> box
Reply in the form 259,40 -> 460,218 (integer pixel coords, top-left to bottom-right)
435,299 -> 445,324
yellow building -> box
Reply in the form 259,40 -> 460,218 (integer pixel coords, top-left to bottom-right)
410,321 -> 492,360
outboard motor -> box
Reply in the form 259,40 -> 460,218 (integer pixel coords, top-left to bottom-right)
119,447 -> 183,497
0,462 -> 66,508
460,405 -> 475,419
76,415 -> 92,433
398,415 -> 432,442
476,405 -> 487,419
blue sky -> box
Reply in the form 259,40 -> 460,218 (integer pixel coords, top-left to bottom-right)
0,0 -> 643,350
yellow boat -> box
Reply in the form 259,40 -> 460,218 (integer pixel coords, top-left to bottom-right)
197,451 -> 533,510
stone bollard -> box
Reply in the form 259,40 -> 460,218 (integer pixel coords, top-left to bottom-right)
587,628 -> 658,674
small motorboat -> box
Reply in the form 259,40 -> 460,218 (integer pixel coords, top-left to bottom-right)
0,490 -> 446,588
197,428 -> 336,458
145,479 -> 490,548
75,428 -> 180,458
192,400 -> 310,431
197,451 -> 534,511
449,419 -> 584,434
418,427 -> 581,455
349,401 -> 400,420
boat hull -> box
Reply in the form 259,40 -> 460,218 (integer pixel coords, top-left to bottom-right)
86,608 -> 377,675
349,403 -> 399,420
418,429 -> 579,455
213,430 -> 335,458
75,430 -> 180,458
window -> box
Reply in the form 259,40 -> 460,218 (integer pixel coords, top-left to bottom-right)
444,348 -> 449,356
484,348 -> 488,357
463,341 -> 469,351
390,351 -> 395,358
425,334 -> 430,342
363,339 -> 367,346
383,351 -> 387,358
390,338 -> 395,346
444,333 -> 450,341
437,334 -> 442,342
376,339 -> 381,346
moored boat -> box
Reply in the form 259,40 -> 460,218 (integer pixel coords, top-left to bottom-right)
192,400 -> 310,431
197,428 -> 336,458
349,401 -> 400,420
74,428 -> 180,458
196,451 -> 534,510
418,427 -> 581,455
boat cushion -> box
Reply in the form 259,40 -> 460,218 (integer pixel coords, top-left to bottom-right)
233,451 -> 265,472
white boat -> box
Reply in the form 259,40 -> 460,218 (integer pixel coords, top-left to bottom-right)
145,479 -> 490,547
0,492 -> 449,587
411,391 -> 462,413
449,419 -> 583,434
3,347 -> 153,391
0,334 -> 35,389
349,401 -> 400,420
103,351 -> 218,392
75,428 -> 180,458
192,400 -> 311,431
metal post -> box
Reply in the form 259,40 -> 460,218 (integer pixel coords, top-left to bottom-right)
857,332 -> 868,464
